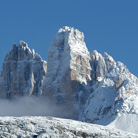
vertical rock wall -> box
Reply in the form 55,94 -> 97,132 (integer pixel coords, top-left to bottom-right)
0,41 -> 47,99
42,26 -> 92,119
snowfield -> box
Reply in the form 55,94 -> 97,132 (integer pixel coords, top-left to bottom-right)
0,116 -> 137,138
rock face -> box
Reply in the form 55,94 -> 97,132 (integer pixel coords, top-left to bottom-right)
83,61 -> 138,134
1,26 -> 138,135
43,26 -> 92,119
0,41 -> 47,99
0,116 -> 137,138
90,50 -> 115,85
42,26 -> 116,120
41,25 -> 138,134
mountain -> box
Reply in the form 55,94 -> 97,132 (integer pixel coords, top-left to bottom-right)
90,50 -> 115,90
42,26 -> 116,120
83,61 -> 138,134
0,41 -> 47,99
0,26 -> 138,135
0,116 -> 137,138
42,26 -> 138,134
42,26 -> 92,119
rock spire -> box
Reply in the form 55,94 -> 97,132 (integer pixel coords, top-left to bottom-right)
0,41 -> 47,99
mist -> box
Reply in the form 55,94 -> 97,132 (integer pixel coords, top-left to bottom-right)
0,96 -> 72,118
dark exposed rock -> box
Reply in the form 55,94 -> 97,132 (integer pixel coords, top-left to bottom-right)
0,41 -> 47,99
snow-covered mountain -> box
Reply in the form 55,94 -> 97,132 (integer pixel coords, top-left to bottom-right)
42,26 -> 138,134
42,27 -> 116,120
43,26 -> 92,119
0,116 -> 137,138
0,41 -> 47,99
0,26 -> 138,135
83,61 -> 138,134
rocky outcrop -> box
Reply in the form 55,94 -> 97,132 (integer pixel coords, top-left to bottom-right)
90,50 -> 115,84
42,26 -> 116,120
43,26 -> 92,119
0,41 -> 47,99
83,61 -> 138,134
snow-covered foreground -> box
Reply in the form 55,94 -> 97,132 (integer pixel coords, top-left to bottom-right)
108,114 -> 138,135
0,116 -> 137,138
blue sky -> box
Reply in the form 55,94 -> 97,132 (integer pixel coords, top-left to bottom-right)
0,0 -> 138,76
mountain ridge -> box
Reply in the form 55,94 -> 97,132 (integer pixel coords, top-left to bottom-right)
0,41 -> 47,99
0,26 -> 138,135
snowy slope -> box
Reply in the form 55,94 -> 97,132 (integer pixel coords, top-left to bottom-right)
83,61 -> 138,134
0,116 -> 137,138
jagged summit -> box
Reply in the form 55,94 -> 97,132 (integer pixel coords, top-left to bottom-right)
83,61 -> 138,134
17,40 -> 28,47
42,26 -> 117,120
4,41 -> 43,62
43,26 -> 91,119
57,26 -> 85,45
58,26 -> 73,33
90,50 -> 115,83
104,52 -> 115,70
0,41 -> 47,99
42,26 -> 138,134
43,26 -> 91,86
0,27 -> 138,134
12,40 -> 28,49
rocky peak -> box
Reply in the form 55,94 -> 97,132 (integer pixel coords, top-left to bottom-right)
0,26 -> 138,134
83,61 -> 138,134
90,50 -> 115,83
17,40 -> 28,47
104,52 -> 115,70
42,26 -> 117,120
43,26 -> 91,87
0,41 -> 47,99
4,41 -> 33,61
43,26 -> 92,119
